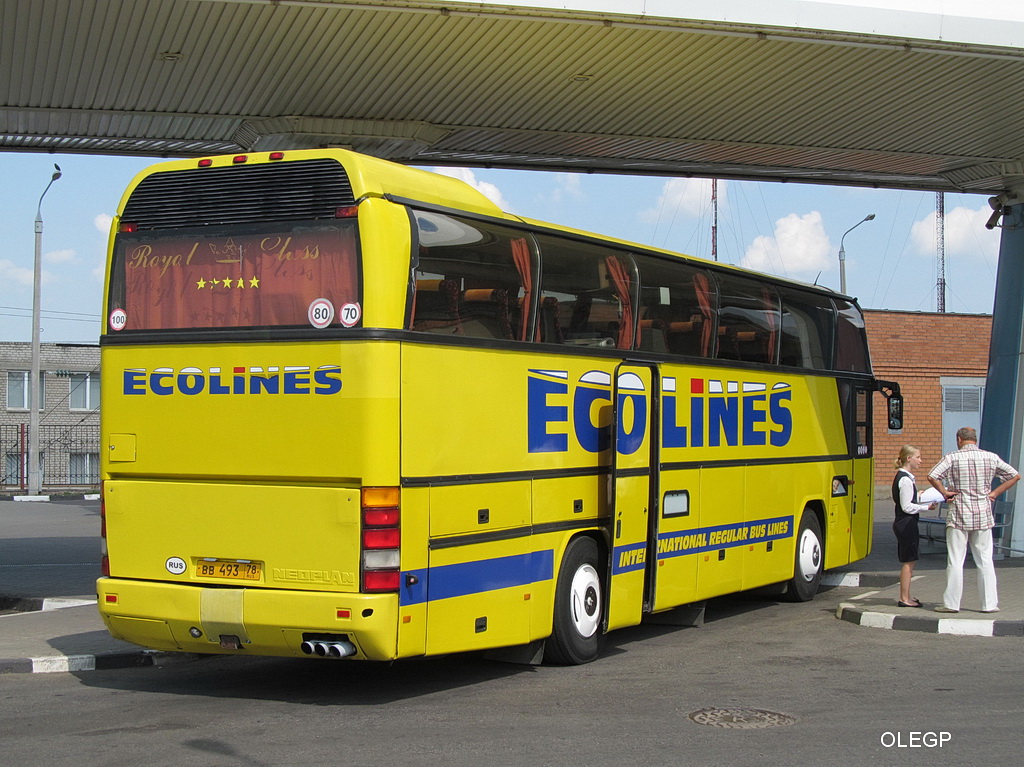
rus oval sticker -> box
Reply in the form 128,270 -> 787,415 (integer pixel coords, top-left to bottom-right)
165,557 -> 187,575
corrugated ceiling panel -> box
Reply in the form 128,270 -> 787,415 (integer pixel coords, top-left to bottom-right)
2,0 -> 1024,193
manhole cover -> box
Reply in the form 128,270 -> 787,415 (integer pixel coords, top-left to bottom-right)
688,707 -> 797,729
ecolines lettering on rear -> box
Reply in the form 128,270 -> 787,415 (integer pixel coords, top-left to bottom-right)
122,365 -> 343,396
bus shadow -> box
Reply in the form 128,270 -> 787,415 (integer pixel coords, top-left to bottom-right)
72,594 -> 797,703
73,650 -> 542,705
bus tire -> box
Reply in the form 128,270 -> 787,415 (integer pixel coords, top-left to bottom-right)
784,510 -> 824,602
545,536 -> 604,665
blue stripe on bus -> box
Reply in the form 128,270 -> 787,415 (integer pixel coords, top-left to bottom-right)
400,550 -> 555,606
613,515 -> 795,574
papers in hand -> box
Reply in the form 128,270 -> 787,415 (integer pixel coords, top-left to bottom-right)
919,487 -> 945,504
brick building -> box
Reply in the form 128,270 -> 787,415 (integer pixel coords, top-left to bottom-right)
865,310 -> 992,493
1,341 -> 100,490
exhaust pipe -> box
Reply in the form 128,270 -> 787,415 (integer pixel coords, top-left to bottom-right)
300,640 -> 356,658
327,641 -> 356,658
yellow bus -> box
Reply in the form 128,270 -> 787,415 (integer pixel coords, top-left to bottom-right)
97,149 -> 901,665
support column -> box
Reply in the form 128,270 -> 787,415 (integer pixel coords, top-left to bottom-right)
980,200 -> 1024,555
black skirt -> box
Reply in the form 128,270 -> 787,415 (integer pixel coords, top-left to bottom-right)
892,514 -> 920,563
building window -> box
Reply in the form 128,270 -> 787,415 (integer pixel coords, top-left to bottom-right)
69,373 -> 100,411
3,453 -> 21,485
6,371 -> 45,410
3,452 -> 44,486
69,453 -> 99,485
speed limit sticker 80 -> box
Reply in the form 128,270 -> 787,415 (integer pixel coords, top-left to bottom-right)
307,298 -> 335,329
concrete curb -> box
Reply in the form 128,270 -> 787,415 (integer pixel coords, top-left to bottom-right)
821,571 -> 899,588
0,596 -> 97,612
0,493 -> 99,502
836,602 -> 1024,637
0,649 -> 205,675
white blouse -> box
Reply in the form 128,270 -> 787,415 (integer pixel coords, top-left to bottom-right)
897,470 -> 932,516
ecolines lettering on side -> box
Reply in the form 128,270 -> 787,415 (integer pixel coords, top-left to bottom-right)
527,369 -> 793,454
122,366 -> 343,396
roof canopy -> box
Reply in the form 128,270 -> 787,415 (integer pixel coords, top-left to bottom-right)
4,0 -> 1024,193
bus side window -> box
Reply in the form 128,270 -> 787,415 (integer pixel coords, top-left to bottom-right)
411,278 -> 462,334
533,234 -> 635,349
833,299 -> 871,373
715,275 -> 780,365
777,288 -> 836,370
409,211 -> 536,341
633,254 -> 718,359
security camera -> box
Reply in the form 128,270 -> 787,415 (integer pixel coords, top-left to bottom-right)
986,199 -> 1004,230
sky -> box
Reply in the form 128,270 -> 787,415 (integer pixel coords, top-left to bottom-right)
0,150 -> 1002,345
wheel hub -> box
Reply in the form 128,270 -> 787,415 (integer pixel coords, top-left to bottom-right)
570,564 -> 601,638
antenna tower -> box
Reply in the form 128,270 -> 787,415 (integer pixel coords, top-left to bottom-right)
711,179 -> 718,261
936,192 -> 946,312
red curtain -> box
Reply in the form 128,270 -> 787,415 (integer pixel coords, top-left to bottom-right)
694,271 -> 714,357
605,255 -> 634,349
511,237 -> 533,341
761,286 -> 778,363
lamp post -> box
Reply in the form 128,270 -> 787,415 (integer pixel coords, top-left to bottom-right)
28,164 -> 62,496
838,213 -> 875,295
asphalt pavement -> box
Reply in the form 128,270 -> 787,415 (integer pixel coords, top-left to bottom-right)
2,494 -> 1024,675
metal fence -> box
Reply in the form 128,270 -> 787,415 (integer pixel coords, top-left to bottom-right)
1,423 -> 101,491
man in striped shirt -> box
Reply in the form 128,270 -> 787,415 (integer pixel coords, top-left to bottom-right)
928,427 -> 1019,614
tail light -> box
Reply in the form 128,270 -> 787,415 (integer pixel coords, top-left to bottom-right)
361,487 -> 400,592
100,481 -> 110,577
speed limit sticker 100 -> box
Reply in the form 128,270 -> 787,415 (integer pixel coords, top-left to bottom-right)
109,308 -> 128,331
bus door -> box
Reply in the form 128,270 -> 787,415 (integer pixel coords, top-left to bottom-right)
834,381 -> 874,563
604,363 -> 661,633
849,384 -> 874,561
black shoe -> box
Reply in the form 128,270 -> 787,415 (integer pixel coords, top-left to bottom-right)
897,599 -> 923,608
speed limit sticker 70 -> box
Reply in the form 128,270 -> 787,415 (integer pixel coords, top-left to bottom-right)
307,298 -> 335,329
339,302 -> 361,328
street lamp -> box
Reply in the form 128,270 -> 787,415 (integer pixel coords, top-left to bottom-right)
28,164 -> 62,496
838,213 -> 876,295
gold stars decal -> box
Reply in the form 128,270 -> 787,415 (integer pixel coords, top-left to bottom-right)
195,276 -> 260,290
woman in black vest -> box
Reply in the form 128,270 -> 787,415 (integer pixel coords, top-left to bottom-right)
893,445 -> 938,607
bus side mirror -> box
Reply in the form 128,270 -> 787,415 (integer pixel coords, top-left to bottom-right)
887,394 -> 904,432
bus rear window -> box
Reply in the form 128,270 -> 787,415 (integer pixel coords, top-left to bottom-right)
107,221 -> 360,332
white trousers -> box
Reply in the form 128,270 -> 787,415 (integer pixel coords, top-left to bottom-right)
943,527 -> 998,612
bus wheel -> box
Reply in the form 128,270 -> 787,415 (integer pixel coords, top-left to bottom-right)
784,511 -> 824,602
545,536 -> 603,665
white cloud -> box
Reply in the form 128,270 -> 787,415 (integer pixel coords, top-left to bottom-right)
0,259 -> 54,289
741,211 -> 832,275
0,259 -> 34,288
911,204 -> 999,260
94,213 -> 113,233
641,178 -> 724,223
430,167 -> 512,211
45,248 -> 76,264
552,173 -> 585,203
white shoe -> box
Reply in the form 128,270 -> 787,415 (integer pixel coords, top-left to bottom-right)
981,608 -> 1000,614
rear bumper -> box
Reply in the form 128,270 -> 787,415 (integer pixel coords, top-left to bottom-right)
96,577 -> 399,660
